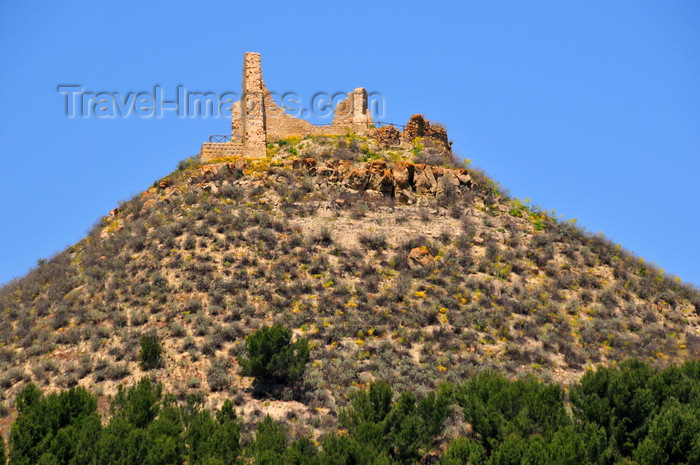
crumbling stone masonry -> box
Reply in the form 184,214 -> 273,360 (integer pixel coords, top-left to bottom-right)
200,52 -> 452,161
239,52 -> 267,158
200,52 -> 373,161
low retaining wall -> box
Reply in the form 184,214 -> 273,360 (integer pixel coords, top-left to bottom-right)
200,141 -> 244,162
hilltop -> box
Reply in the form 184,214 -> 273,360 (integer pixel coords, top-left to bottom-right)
1,127 -> 699,443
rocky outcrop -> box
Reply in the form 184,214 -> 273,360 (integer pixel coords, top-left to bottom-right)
366,160 -> 395,196
414,164 -> 438,195
286,157 -> 472,204
290,158 -> 318,173
190,156 -> 472,205
317,159 -> 352,181
198,159 -> 248,181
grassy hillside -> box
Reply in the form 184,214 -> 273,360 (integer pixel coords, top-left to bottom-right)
1,132 -> 699,439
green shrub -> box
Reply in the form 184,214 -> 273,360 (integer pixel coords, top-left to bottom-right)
238,324 -> 309,385
139,333 -> 164,370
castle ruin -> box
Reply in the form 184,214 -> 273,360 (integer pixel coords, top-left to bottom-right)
200,52 -> 451,161
200,52 -> 374,161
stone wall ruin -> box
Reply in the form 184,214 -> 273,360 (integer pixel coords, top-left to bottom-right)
200,52 -> 450,161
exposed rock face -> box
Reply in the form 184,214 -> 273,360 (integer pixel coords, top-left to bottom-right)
197,159 -> 248,182
192,155 -> 472,204
366,160 -> 395,196
414,164 -> 438,195
392,161 -> 415,189
279,158 -> 471,203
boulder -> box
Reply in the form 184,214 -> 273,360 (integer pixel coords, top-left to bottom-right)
318,159 -> 351,181
431,165 -> 445,179
392,161 -> 415,189
232,158 -> 248,171
202,182 -> 219,195
455,169 -> 472,186
444,171 -> 460,187
363,189 -> 384,201
364,160 -> 393,196
346,168 -> 370,190
162,190 -> 182,204
395,188 -> 415,204
408,246 -> 435,270
200,165 -> 221,179
289,157 -> 317,173
367,160 -> 388,173
414,164 -> 437,194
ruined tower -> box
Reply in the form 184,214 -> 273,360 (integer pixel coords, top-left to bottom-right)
239,52 -> 267,158
332,88 -> 372,127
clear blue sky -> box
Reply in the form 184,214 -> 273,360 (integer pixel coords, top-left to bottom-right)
1,1 -> 699,286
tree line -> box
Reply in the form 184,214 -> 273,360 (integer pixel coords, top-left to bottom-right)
3,359 -> 700,464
